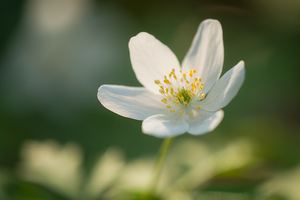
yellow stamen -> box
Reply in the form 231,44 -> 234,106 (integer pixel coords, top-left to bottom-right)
155,68 -> 207,114
170,88 -> 174,95
164,80 -> 171,85
201,94 -> 205,100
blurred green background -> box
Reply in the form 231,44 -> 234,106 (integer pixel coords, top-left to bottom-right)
0,0 -> 300,199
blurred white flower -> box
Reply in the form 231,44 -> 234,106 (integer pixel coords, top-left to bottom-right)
25,0 -> 90,34
258,164 -> 300,200
83,148 -> 125,199
162,139 -> 254,199
98,19 -> 245,138
18,140 -> 126,200
18,140 -> 83,199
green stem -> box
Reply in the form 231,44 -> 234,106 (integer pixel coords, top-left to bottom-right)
149,137 -> 174,194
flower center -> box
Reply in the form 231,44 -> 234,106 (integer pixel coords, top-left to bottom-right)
154,68 -> 205,115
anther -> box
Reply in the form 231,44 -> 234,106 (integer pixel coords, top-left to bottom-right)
167,105 -> 171,108
190,112 -> 193,115
164,80 -> 171,85
170,88 -> 174,95
196,106 -> 201,109
201,94 -> 205,100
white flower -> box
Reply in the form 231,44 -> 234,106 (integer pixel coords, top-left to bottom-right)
97,19 -> 245,138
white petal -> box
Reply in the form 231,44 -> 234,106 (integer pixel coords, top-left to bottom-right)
186,109 -> 224,135
142,114 -> 189,138
129,32 -> 181,94
182,19 -> 224,94
200,61 -> 245,111
98,85 -> 165,120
